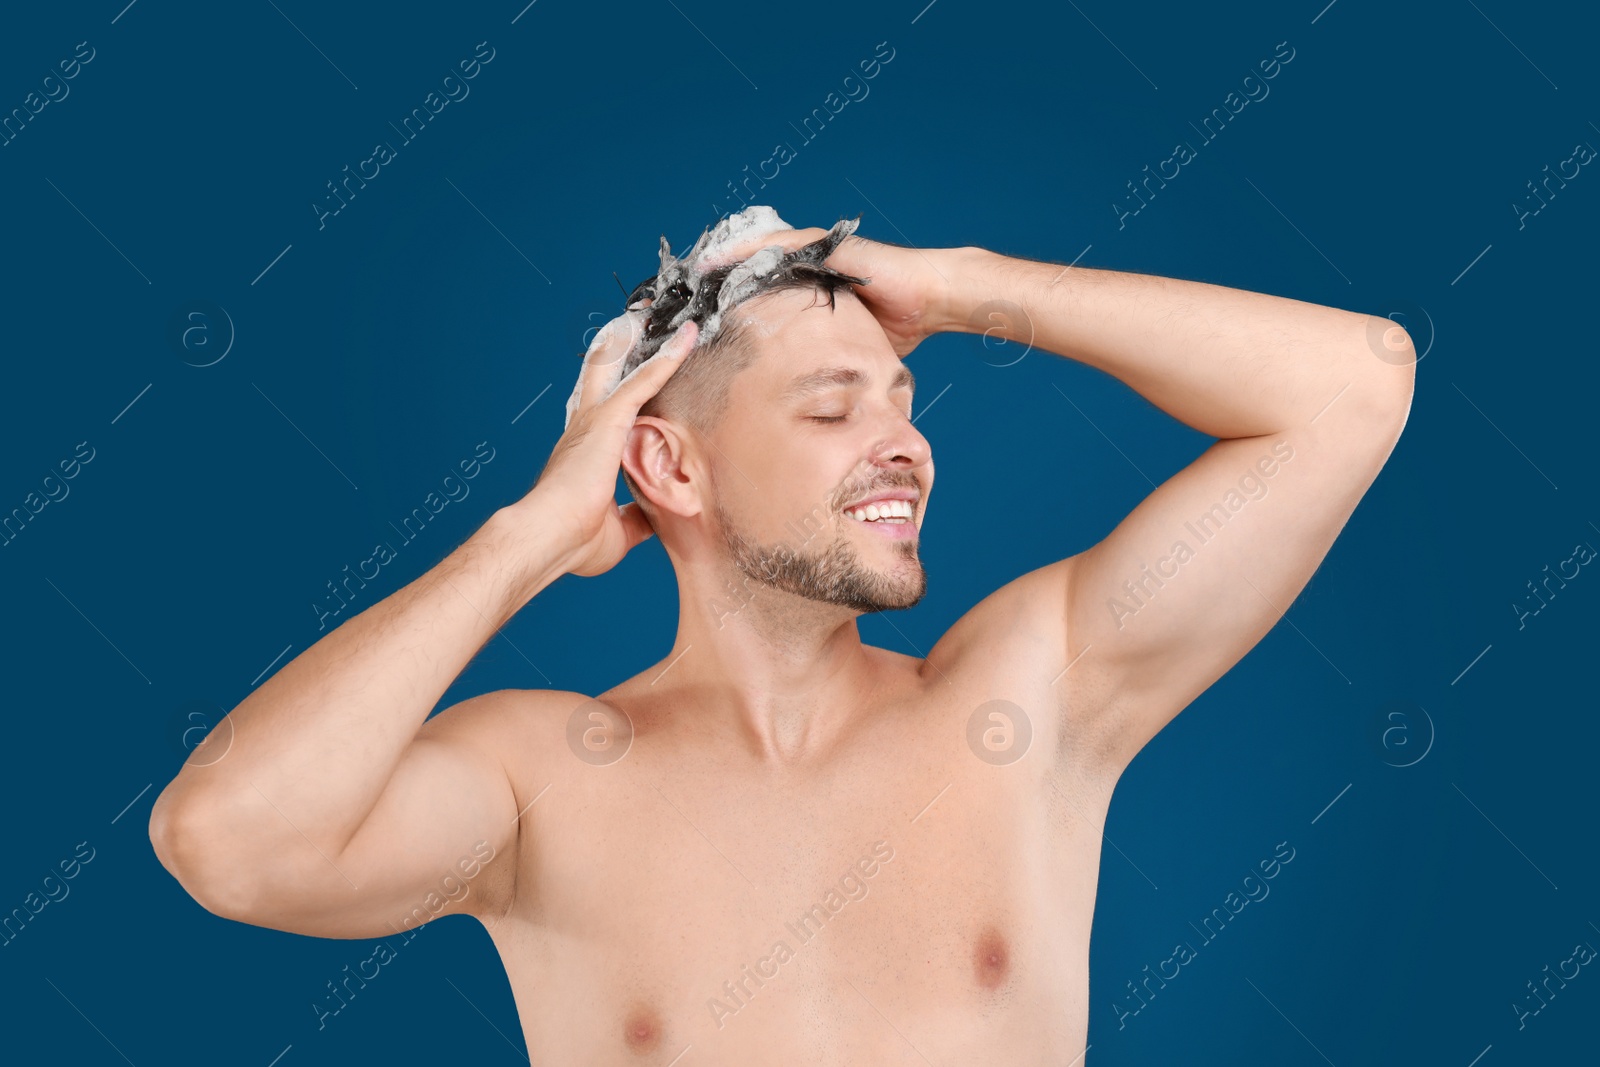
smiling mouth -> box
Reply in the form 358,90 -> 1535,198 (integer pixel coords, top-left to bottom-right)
843,499 -> 915,524
841,503 -> 919,542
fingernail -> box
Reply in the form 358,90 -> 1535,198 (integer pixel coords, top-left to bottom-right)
670,321 -> 698,355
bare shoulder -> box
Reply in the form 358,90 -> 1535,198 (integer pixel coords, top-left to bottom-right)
420,687 -> 592,765
404,687 -> 595,924
925,558 -> 1071,670
924,554 -> 1121,772
418,687 -> 600,820
423,686 -> 588,734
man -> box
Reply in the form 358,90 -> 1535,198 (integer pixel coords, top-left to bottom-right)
149,206 -> 1414,1063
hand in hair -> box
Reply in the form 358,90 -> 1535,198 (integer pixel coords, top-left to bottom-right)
701,224 -> 965,358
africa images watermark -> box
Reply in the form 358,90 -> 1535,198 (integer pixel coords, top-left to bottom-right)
1,440 -> 96,549
0,40 -> 96,149
1105,441 -> 1295,629
312,41 -> 497,230
1511,135 -> 1594,230
1511,934 -> 1596,1031
1113,839 -> 1296,1029
310,838 -> 497,1030
1511,535 -> 1595,631
706,840 -> 895,1030
1113,39 -> 1297,230
311,441 -> 497,632
1,841 -> 97,949
707,40 -> 897,225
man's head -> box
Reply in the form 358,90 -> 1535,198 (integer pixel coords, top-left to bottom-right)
619,264 -> 934,620
622,255 -> 861,446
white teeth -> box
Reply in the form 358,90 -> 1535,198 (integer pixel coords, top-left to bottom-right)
847,499 -> 913,523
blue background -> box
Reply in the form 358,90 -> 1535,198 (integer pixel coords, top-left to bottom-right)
1,0 -> 1595,1063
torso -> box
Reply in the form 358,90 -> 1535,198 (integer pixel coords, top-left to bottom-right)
476,581 -> 1117,1064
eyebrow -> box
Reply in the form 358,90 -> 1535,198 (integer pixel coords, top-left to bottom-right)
780,364 -> 916,401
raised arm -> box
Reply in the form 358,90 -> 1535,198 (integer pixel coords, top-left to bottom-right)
148,313 -> 699,938
943,249 -> 1415,775
682,220 -> 1413,777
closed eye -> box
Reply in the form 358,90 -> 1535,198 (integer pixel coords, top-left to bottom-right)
808,415 -> 848,423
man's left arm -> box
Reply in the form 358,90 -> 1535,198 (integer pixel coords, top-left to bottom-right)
937,248 -> 1416,775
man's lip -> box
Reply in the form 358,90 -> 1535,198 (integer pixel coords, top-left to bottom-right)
841,490 -> 920,511
849,515 -> 919,540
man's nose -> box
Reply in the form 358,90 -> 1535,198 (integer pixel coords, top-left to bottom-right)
868,409 -> 933,472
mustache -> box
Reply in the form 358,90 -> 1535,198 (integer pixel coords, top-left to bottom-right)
835,475 -> 920,510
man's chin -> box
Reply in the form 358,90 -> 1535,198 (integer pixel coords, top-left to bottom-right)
862,590 -> 925,613
716,508 -> 927,613
778,561 -> 926,614
849,565 -> 927,613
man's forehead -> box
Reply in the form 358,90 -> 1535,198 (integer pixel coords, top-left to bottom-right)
780,363 -> 916,400
735,285 -> 869,340
731,288 -> 904,390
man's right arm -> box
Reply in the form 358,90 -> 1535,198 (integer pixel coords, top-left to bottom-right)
147,498 -> 576,937
148,308 -> 701,939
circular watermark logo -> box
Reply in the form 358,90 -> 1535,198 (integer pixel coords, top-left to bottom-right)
1371,700 -> 1434,768
580,308 -> 652,369
966,300 -> 1036,368
966,699 -> 1032,766
166,301 -> 235,368
1364,301 -> 1432,366
167,699 -> 235,767
566,699 -> 635,766
581,311 -> 609,349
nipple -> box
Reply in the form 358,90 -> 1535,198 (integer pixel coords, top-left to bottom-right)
622,1004 -> 663,1054
973,925 -> 1011,990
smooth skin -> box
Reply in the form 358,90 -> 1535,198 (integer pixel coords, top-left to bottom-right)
150,224 -> 1414,1064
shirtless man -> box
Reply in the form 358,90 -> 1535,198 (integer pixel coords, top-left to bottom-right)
149,209 -> 1414,1064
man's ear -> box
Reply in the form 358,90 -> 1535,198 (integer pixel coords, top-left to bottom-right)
622,416 -> 702,519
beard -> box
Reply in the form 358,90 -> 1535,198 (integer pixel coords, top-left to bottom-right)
711,495 -> 927,613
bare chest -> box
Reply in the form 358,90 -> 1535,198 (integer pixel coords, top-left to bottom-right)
485,687 -> 1111,1064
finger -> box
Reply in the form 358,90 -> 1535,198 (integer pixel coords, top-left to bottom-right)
575,309 -> 648,413
603,320 -> 699,412
700,226 -> 830,271
615,500 -> 656,547
729,226 -> 826,262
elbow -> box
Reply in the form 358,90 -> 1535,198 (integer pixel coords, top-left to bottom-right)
148,788 -> 267,923
1366,321 -> 1418,416
1341,321 -> 1416,447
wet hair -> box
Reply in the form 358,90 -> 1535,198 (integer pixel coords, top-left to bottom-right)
619,216 -> 868,384
620,221 -> 871,512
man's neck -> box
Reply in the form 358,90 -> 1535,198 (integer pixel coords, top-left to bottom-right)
650,585 -> 885,763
